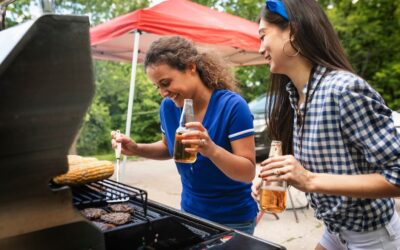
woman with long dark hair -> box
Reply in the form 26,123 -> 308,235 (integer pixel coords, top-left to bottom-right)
252,0 -> 400,248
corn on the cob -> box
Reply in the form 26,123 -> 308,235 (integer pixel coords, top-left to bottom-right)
53,156 -> 114,185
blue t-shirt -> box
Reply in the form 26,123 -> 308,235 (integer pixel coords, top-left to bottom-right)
159,89 -> 258,224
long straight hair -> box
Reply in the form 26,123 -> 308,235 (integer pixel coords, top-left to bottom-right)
261,0 -> 354,154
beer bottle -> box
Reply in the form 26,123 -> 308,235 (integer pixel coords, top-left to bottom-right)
259,140 -> 287,213
173,99 -> 197,163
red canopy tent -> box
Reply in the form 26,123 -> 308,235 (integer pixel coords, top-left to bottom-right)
90,0 -> 263,66
90,0 -> 264,177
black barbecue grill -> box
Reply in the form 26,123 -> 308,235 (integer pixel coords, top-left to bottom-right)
67,179 -> 286,250
65,179 -> 225,249
0,14 -> 286,250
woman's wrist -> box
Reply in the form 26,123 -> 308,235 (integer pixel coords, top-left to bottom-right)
304,170 -> 317,192
128,142 -> 140,155
207,143 -> 221,160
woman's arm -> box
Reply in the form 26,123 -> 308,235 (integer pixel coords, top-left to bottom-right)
208,136 -> 256,183
259,155 -> 400,198
307,172 -> 400,198
183,122 -> 256,183
111,131 -> 171,160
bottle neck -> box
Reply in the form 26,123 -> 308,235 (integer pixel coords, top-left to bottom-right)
179,99 -> 194,128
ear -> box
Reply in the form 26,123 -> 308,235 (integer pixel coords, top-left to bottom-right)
288,22 -> 298,41
281,26 -> 291,41
188,63 -> 196,73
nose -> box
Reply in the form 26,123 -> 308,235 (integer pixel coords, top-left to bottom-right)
258,42 -> 266,55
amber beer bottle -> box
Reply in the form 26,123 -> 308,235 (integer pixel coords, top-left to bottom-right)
173,99 -> 198,163
260,141 -> 287,213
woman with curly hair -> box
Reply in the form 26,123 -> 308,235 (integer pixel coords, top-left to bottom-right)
112,36 -> 258,234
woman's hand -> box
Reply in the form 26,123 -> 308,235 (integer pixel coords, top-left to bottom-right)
181,122 -> 217,157
259,155 -> 313,192
110,130 -> 139,156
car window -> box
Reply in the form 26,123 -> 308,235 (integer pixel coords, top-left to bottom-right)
392,111 -> 400,133
248,94 -> 267,115
248,94 -> 275,115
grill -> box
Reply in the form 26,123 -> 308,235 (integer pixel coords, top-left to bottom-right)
65,179 -> 285,250
0,14 -> 286,250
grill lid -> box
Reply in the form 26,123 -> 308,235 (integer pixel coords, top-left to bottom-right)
0,14 -> 102,248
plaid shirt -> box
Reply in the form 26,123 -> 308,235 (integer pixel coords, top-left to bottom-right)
286,65 -> 400,233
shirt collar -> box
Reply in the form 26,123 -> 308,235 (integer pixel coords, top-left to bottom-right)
286,65 -> 328,109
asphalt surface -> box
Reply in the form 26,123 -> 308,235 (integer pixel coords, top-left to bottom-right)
114,158 -> 399,250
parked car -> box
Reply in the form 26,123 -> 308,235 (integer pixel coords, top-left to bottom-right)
248,94 -> 271,159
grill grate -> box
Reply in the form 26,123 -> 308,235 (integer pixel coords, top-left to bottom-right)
70,179 -> 148,216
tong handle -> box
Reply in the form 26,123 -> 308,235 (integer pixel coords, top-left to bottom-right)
115,130 -> 122,159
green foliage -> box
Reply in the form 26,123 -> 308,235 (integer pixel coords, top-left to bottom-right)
235,66 -> 269,102
194,0 -> 268,102
77,96 -> 112,155
129,67 -> 163,143
52,0 -> 148,25
5,0 -> 400,156
93,153 -> 138,161
327,0 -> 400,110
91,60 -> 162,150
373,62 -> 400,110
6,0 -> 148,27
5,0 -> 31,28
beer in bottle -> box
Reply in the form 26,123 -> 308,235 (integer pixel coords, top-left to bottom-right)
173,99 -> 198,163
259,140 -> 287,213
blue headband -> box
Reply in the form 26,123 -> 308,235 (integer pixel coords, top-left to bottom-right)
266,0 -> 289,21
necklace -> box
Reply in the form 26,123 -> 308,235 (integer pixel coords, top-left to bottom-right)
297,66 -> 329,160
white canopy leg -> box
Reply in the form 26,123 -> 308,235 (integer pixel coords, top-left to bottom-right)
120,30 -> 140,182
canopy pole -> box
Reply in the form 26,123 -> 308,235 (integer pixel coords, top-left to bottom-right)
120,30 -> 140,182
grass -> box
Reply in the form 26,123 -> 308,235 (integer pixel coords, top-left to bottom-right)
93,153 -> 138,161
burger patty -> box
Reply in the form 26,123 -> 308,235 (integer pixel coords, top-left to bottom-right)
100,212 -> 131,225
108,203 -> 134,214
81,208 -> 107,220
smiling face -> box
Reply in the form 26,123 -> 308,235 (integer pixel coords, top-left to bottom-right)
258,19 -> 296,74
146,63 -> 198,107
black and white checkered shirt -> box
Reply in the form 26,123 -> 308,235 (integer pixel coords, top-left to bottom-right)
286,65 -> 400,233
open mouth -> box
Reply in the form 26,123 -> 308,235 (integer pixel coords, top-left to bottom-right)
169,93 -> 178,101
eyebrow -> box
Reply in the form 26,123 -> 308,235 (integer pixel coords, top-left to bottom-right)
258,28 -> 266,35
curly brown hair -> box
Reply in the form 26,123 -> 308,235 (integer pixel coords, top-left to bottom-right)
144,36 -> 237,91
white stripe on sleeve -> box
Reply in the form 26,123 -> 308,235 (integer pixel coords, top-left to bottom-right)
228,128 -> 254,139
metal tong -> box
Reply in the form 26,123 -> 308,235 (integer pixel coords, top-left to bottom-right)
115,130 -> 122,182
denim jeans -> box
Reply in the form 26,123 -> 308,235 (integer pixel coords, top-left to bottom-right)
222,218 -> 257,235
181,208 -> 257,235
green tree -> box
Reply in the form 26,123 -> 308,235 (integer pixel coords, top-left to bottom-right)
194,0 -> 269,102
327,0 -> 400,110
78,60 -> 162,155
5,0 -> 148,26
77,96 -> 112,155
5,0 -> 400,156
95,61 -> 162,143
